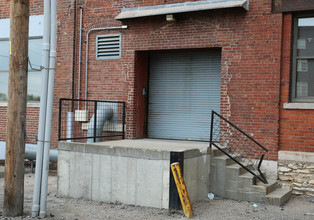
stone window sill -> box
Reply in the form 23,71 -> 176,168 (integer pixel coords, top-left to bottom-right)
0,102 -> 40,108
283,103 -> 314,110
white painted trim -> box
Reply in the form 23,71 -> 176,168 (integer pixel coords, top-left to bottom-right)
279,151 -> 314,163
283,102 -> 314,109
0,101 -> 40,108
27,102 -> 41,108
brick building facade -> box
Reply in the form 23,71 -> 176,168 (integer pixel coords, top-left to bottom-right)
0,0 -> 313,195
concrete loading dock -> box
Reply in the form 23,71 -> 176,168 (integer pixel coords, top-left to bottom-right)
57,139 -> 210,209
57,139 -> 291,208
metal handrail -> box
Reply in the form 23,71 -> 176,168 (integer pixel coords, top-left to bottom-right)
210,110 -> 268,184
210,111 -> 268,152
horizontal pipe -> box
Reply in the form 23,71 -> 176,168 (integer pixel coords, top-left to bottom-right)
59,134 -> 123,141
0,143 -> 57,162
60,98 -> 125,104
25,146 -> 58,163
86,25 -> 128,35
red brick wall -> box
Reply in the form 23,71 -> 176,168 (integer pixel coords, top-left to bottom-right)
0,0 -> 10,18
49,0 -> 282,159
3,1 -> 304,160
0,106 -> 40,144
0,0 -> 43,18
279,14 -> 314,153
25,107 -> 40,143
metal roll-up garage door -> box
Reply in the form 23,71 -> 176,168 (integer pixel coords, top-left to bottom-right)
148,51 -> 221,141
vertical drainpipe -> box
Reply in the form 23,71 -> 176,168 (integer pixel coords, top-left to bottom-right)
84,28 -> 90,110
78,6 -> 83,108
71,1 -> 77,103
32,0 -> 51,217
39,0 -> 57,217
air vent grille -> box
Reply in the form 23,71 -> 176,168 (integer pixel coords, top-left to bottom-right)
96,34 -> 121,60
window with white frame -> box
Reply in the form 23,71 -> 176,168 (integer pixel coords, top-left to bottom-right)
291,15 -> 314,102
0,15 -> 43,102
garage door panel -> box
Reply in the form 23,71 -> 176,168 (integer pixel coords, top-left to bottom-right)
148,51 -> 221,141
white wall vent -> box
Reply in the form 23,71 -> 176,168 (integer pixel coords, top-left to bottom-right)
96,34 -> 121,60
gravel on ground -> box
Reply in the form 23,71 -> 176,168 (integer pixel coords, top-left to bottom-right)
0,171 -> 313,220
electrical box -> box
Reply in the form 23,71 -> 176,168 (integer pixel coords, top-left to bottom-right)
75,110 -> 89,122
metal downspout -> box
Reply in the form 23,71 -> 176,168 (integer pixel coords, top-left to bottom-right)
39,0 -> 57,216
71,0 -> 77,103
77,6 -> 83,108
32,0 -> 51,217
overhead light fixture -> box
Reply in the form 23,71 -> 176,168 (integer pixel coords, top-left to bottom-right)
166,14 -> 176,22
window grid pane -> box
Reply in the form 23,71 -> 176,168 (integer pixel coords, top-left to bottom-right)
0,38 -> 42,101
293,16 -> 314,101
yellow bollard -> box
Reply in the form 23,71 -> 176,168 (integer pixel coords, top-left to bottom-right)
170,162 -> 194,218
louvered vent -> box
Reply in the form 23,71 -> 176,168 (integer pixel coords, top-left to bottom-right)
96,34 -> 121,60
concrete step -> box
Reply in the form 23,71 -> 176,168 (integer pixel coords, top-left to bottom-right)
225,164 -> 253,184
252,181 -> 278,195
211,145 -> 229,157
230,170 -> 291,206
209,145 -> 292,207
266,187 -> 292,207
238,189 -> 265,203
238,172 -> 257,187
212,154 -> 241,166
227,162 -> 253,175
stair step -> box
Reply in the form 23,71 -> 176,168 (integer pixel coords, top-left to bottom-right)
238,172 -> 267,189
239,171 -> 255,182
213,154 -> 241,166
227,163 -> 253,175
266,188 -> 292,207
253,181 -> 278,195
211,145 -> 229,157
211,148 -> 224,157
209,143 -> 292,206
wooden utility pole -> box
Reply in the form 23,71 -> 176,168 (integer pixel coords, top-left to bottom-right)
3,0 -> 29,216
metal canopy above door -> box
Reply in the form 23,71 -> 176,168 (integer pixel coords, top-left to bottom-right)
148,50 -> 221,141
115,0 -> 249,20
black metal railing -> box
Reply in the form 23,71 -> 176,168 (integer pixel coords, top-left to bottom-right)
210,111 -> 268,184
58,98 -> 125,143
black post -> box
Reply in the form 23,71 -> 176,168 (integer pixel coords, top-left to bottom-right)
122,102 -> 125,139
58,99 -> 62,141
169,151 -> 184,210
209,110 -> 214,148
93,101 -> 97,142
